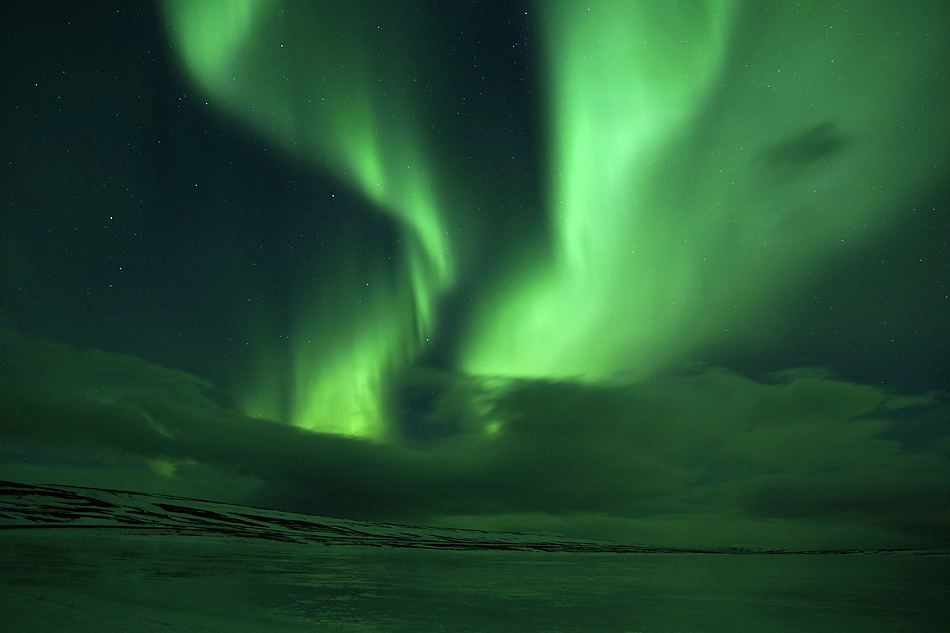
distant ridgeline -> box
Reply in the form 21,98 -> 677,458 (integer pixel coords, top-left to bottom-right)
1,481 -> 941,555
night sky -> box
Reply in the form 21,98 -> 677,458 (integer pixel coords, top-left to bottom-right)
2,0 -> 949,550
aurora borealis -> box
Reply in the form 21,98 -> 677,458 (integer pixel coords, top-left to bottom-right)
164,0 -> 459,438
464,0 -> 950,383
2,0 -> 950,550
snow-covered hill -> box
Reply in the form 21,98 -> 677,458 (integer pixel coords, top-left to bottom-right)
0,480 -> 705,553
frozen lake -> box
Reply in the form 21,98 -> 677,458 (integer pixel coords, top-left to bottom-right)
3,531 -> 948,633
2,480 -> 947,632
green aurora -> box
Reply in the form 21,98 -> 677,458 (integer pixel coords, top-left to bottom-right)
463,0 -> 950,380
163,0 -> 950,435
163,0 -> 457,438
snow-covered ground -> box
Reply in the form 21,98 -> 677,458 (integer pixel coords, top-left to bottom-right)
3,481 -> 948,632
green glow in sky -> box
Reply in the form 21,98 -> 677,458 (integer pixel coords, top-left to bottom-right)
163,0 -> 453,438
162,0 -> 950,435
463,0 -> 736,380
462,0 -> 950,381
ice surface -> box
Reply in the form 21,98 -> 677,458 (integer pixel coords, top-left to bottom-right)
2,481 -> 948,632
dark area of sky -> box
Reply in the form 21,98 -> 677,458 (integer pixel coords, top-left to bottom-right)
1,0 -> 949,550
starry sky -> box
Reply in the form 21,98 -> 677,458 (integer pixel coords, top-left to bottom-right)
1,0 -> 949,550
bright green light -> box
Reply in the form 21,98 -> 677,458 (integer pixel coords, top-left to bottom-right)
463,0 -> 737,380
462,0 -> 950,382
163,0 -> 453,439
163,0 -> 950,435
165,0 -> 272,91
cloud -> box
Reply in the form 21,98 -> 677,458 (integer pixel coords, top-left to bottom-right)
1,326 -> 948,549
